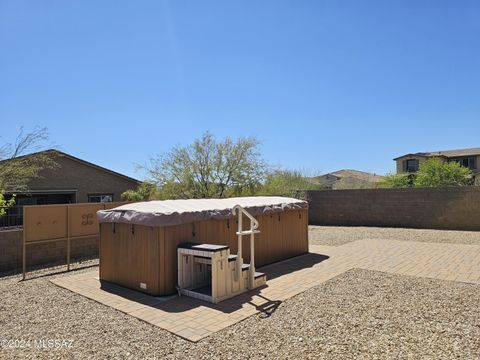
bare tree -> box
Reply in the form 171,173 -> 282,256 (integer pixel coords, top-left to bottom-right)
145,132 -> 268,199
0,126 -> 57,192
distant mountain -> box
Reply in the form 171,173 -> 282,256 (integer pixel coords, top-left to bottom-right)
308,169 -> 384,189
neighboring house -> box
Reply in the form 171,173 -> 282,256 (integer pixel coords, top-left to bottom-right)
1,149 -> 141,226
394,147 -> 480,183
309,169 -> 384,189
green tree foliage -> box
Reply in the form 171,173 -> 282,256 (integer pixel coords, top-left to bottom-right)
260,170 -> 321,198
0,192 -> 16,216
144,132 -> 268,199
413,157 -> 471,187
382,173 -> 414,188
382,158 -> 472,188
121,182 -> 156,202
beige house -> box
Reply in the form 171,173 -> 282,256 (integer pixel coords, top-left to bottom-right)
394,147 -> 480,183
1,149 -> 141,227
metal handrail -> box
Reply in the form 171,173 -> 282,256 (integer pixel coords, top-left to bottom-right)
231,205 -> 259,229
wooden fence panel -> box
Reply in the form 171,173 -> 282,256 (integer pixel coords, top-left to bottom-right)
22,201 -> 128,279
24,205 -> 67,242
69,204 -> 105,238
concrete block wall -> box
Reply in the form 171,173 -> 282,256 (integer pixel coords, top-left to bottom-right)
0,229 -> 98,273
306,187 -> 480,231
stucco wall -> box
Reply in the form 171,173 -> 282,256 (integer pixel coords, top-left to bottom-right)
395,155 -> 428,174
306,187 -> 480,231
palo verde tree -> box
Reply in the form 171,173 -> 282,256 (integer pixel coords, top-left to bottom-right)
144,131 -> 268,199
0,127 -> 57,213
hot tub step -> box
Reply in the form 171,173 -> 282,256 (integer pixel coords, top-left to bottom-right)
254,272 -> 267,287
178,243 -> 229,253
179,288 -> 213,302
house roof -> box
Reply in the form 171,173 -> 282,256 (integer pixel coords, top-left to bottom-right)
328,169 -> 384,182
394,147 -> 480,161
314,169 -> 384,183
1,149 -> 141,185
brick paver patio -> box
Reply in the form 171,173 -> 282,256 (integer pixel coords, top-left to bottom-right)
51,238 -> 480,342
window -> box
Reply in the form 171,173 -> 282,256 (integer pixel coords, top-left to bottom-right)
405,159 -> 419,172
88,194 -> 113,203
450,157 -> 476,170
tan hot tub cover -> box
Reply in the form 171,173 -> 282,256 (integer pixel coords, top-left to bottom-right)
97,196 -> 308,227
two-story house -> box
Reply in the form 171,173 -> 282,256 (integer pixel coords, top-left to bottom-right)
394,147 -> 480,184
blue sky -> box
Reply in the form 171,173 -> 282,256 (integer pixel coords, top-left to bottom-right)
1,1 -> 479,179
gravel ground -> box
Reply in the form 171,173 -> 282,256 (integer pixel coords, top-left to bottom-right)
1,262 -> 479,359
309,225 -> 480,247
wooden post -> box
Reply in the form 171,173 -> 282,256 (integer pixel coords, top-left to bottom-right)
67,205 -> 70,271
211,254 -> 217,302
249,228 -> 255,290
22,207 -> 27,281
177,251 -> 183,292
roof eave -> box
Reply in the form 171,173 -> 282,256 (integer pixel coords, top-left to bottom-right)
393,154 -> 429,161
1,149 -> 142,185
